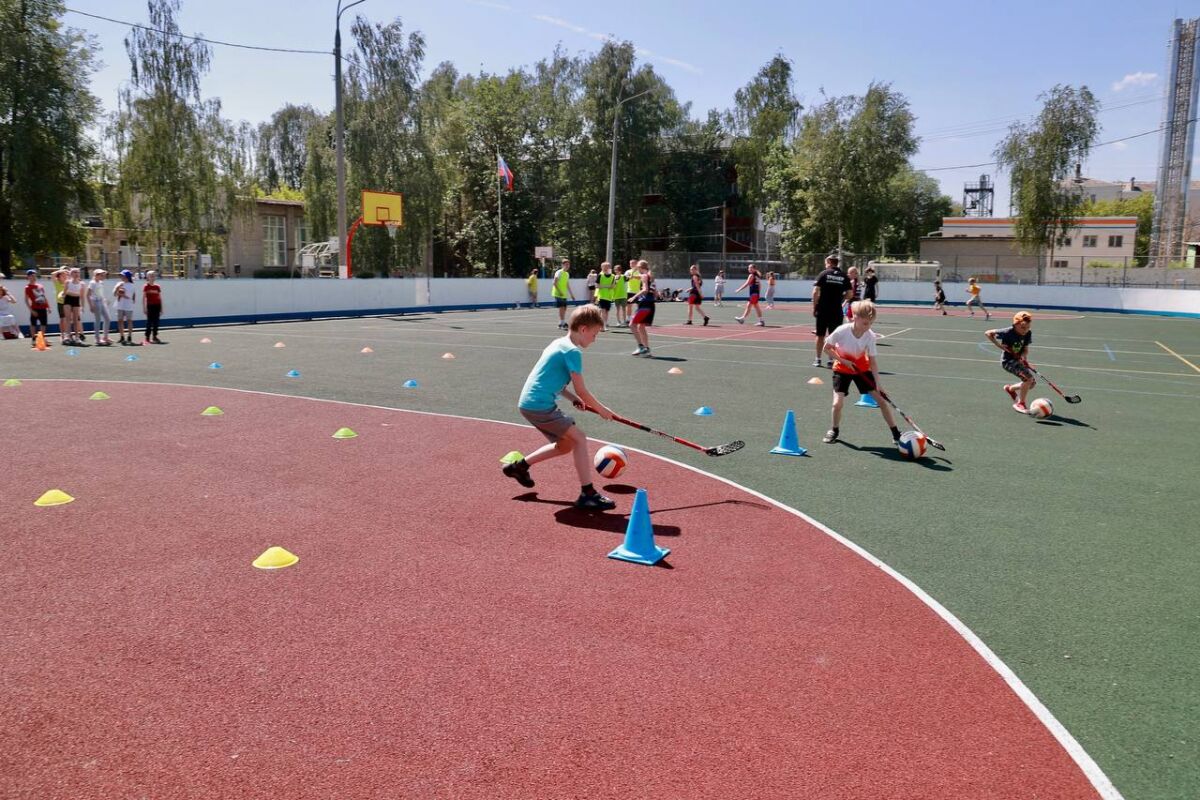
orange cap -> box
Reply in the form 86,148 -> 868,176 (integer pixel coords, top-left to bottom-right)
1013,311 -> 1032,324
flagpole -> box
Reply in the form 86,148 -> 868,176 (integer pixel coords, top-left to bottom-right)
496,150 -> 503,280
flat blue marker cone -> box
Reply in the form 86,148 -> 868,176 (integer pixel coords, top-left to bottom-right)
66,348 -> 78,356
608,488 -> 669,566
209,362 -> 222,370
402,379 -> 419,388
770,409 -> 807,456
125,354 -> 139,362
286,369 -> 301,378
693,406 -> 713,416
855,393 -> 879,408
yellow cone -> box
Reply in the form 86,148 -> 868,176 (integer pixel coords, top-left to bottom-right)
360,346 -> 374,353
499,450 -> 524,465
667,367 -> 683,375
35,489 -> 75,507
201,406 -> 224,416
332,427 -> 358,439
90,391 -> 110,400
3,379 -> 20,387
807,376 -> 824,385
441,352 -> 456,360
253,546 -> 299,570
274,341 -> 286,348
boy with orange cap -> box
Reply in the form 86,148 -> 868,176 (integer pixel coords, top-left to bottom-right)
987,311 -> 1035,413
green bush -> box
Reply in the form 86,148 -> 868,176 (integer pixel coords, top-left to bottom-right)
1086,260 -> 1123,269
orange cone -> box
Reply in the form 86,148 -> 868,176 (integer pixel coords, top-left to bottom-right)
35,332 -> 47,351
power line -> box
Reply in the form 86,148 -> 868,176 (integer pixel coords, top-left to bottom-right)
919,95 -> 1166,144
916,120 -> 1192,173
65,7 -> 334,57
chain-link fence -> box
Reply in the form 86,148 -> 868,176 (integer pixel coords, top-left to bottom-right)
638,251 -> 1200,289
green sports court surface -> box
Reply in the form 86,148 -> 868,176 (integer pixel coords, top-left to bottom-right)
4,299 -> 1198,798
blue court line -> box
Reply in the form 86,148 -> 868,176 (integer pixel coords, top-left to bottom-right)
1103,343 -> 1116,361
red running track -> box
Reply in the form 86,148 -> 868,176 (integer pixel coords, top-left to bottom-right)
0,381 -> 1110,799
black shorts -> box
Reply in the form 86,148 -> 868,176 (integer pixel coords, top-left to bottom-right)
30,308 -> 48,326
833,371 -> 874,396
815,309 -> 844,336
597,298 -> 611,310
555,297 -> 568,308
65,295 -> 81,308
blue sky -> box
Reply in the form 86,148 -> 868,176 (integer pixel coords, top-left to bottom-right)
67,0 -> 1197,212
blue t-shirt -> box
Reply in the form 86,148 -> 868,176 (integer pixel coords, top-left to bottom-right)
519,336 -> 583,410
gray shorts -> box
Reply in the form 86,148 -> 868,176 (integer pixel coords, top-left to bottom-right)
520,406 -> 575,442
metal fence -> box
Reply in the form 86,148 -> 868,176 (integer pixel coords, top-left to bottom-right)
638,251 -> 1200,289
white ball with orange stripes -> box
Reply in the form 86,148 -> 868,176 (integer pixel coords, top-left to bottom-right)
1028,397 -> 1054,419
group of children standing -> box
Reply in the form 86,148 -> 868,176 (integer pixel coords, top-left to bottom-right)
12,267 -> 165,347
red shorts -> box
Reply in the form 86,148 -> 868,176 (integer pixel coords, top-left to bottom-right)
747,293 -> 760,305
631,307 -> 655,326
687,293 -> 701,305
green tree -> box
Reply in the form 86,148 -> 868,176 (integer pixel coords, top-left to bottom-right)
727,54 -> 801,213
257,104 -> 321,192
880,166 -> 954,255
784,83 -> 918,259
994,85 -> 1099,266
113,0 -> 229,254
1081,192 -> 1153,257
0,0 -> 99,277
302,113 -> 336,243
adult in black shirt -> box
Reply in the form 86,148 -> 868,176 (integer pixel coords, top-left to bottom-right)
811,255 -> 853,367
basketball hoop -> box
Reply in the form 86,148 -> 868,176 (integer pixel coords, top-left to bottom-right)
384,220 -> 400,241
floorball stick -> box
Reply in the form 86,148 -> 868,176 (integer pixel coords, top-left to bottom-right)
587,408 -> 744,456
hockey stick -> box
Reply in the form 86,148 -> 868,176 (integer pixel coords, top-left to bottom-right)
873,388 -> 947,452
1025,363 -> 1081,403
586,407 -> 744,456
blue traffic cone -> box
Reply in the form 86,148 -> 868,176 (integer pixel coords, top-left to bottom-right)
402,379 -> 419,388
209,362 -> 223,370
608,488 -> 670,566
694,406 -> 713,416
286,369 -> 301,378
769,409 -> 807,456
125,354 -> 139,362
855,393 -> 879,408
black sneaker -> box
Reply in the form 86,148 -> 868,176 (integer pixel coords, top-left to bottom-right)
574,492 -> 616,510
822,429 -> 838,444
502,461 -> 535,488
703,317 -> 710,326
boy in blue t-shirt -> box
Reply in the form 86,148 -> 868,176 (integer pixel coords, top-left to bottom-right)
986,311 -> 1035,413
503,304 -> 618,510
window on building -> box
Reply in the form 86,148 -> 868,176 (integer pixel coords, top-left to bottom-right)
296,218 -> 310,251
1082,235 -> 1098,248
1056,236 -> 1072,247
1108,235 -> 1124,248
1053,259 -> 1069,269
263,216 -> 286,266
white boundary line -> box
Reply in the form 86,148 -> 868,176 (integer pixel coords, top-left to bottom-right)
22,377 -> 1124,800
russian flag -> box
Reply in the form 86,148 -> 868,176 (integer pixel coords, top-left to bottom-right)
497,155 -> 514,191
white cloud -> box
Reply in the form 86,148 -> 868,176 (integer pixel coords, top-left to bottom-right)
1112,141 -> 1128,151
467,0 -> 513,9
1111,71 -> 1158,92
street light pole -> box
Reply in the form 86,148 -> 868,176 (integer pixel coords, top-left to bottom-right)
334,0 -> 365,279
605,88 -> 651,266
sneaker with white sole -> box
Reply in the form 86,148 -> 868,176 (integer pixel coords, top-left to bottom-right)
734,316 -> 744,324
755,320 -> 765,326
822,429 -> 838,443
1003,384 -> 1018,403
1012,402 -> 1028,414
502,461 -> 535,488
812,358 -> 822,367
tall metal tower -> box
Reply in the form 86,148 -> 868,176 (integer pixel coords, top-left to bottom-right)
962,174 -> 995,217
1150,18 -> 1200,265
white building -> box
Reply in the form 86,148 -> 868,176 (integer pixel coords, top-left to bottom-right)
935,217 -> 1137,266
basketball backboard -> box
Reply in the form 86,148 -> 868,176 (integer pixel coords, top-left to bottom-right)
362,189 -> 404,227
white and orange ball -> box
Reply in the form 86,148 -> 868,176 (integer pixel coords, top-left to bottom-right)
897,430 -> 928,459
594,445 -> 628,478
1029,397 -> 1054,419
